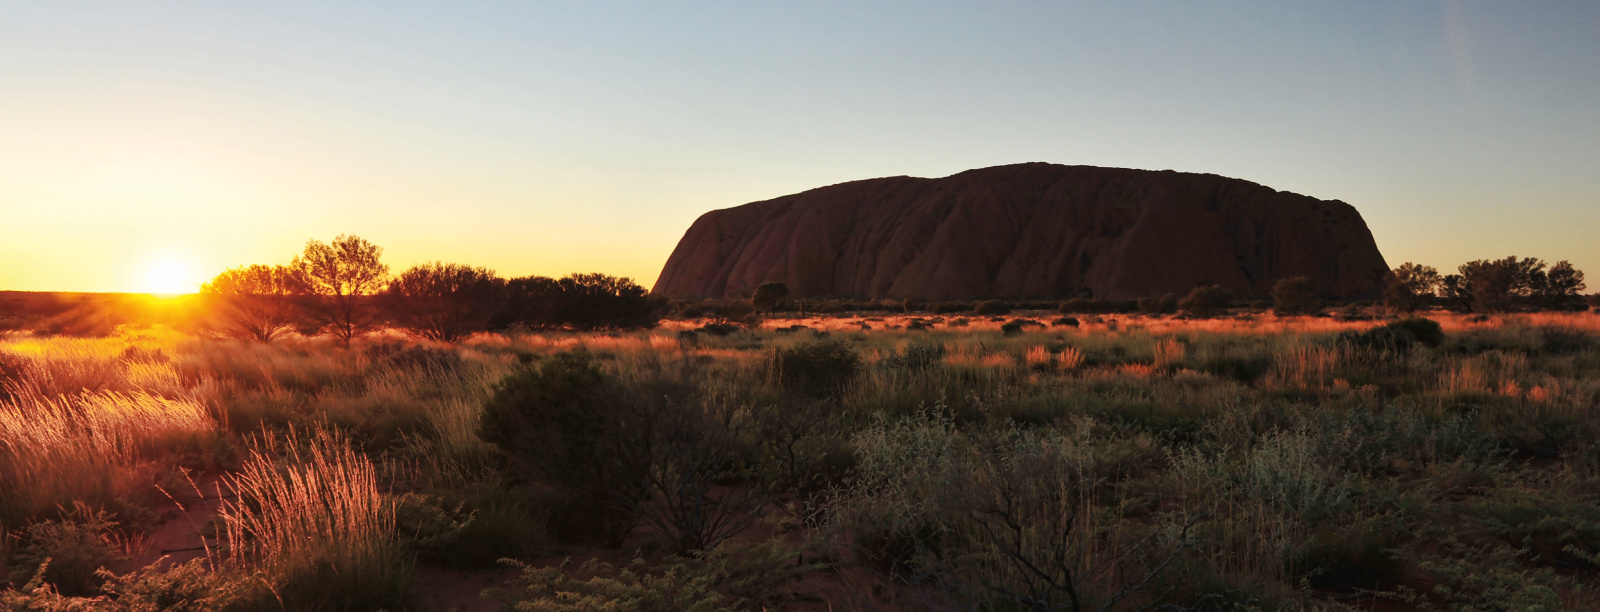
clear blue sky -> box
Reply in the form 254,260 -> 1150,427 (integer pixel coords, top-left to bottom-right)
2,1 -> 1597,292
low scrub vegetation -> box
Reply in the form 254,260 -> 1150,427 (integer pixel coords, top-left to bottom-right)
4,282 -> 1600,610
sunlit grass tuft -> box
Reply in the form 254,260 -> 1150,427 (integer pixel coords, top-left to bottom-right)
0,390 -> 215,524
219,429 -> 412,610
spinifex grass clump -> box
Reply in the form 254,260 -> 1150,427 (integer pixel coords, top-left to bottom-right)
219,429 -> 411,610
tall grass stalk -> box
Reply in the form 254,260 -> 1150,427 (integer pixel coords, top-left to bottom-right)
0,391 -> 214,523
219,429 -> 412,610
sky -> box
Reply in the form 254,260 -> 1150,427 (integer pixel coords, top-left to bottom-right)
2,1 -> 1597,293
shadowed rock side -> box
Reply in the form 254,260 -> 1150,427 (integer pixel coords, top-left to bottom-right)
653,163 -> 1390,300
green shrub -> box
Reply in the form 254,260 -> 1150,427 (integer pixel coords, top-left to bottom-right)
498,540 -> 816,612
397,484 -> 551,568
882,342 -> 945,371
1179,285 -> 1231,318
774,341 -> 861,399
1538,325 -> 1594,353
99,558 -> 247,611
479,352 -> 653,546
1136,296 -> 1163,315
973,300 -> 1012,316
1340,317 -> 1444,352
750,282 -> 789,312
1271,276 -> 1319,316
1386,317 -> 1445,347
1294,520 -> 1404,591
5,503 -> 126,596
1469,486 -> 1600,569
1060,297 -> 1091,313
1417,544 -> 1566,611
1000,318 -> 1044,336
696,322 -> 741,336
642,386 -> 768,552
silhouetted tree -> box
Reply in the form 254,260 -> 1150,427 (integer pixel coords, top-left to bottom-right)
751,282 -> 789,313
199,264 -> 307,342
1384,263 -> 1443,314
558,273 -> 660,330
294,234 -> 389,345
1179,285 -> 1230,318
499,273 -> 661,331
384,262 -> 506,343
1271,276 -> 1319,316
1440,274 -> 1473,312
1539,261 -> 1587,310
495,276 -> 563,331
1458,256 -> 1545,313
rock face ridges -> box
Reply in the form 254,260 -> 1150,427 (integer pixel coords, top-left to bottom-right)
652,163 -> 1389,300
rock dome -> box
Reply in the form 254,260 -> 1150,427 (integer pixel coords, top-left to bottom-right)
653,163 -> 1389,300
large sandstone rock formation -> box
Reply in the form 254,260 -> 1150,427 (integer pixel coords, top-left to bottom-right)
653,163 -> 1389,300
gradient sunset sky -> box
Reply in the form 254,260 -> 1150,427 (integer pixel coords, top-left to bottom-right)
3,2 -> 1597,293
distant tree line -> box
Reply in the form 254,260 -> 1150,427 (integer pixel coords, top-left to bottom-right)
1384,257 -> 1588,314
723,255 -> 1591,322
200,234 -> 661,343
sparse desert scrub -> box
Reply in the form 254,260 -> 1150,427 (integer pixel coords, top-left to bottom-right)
2,310 -> 1600,610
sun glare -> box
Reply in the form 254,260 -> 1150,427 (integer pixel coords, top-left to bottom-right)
141,258 -> 199,295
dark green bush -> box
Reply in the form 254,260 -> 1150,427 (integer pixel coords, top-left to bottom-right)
1136,296 -> 1163,315
399,486 -> 552,568
697,322 -> 742,336
1179,285 -> 1231,318
751,282 -> 789,312
478,352 -> 653,546
1538,326 -> 1594,354
973,300 -> 1012,316
1271,276 -> 1320,316
1000,319 -> 1044,336
1341,317 -> 1444,352
883,342 -> 945,371
1469,487 -> 1600,569
775,341 -> 861,399
1059,298 -> 1091,313
500,540 -> 816,612
1295,523 -> 1404,591
1387,317 -> 1445,347
97,558 -> 244,611
1051,316 -> 1080,327
5,503 -> 126,596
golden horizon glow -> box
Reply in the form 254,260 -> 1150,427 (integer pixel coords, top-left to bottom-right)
134,257 -> 201,296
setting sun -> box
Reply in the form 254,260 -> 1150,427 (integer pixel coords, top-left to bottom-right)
139,258 -> 199,295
